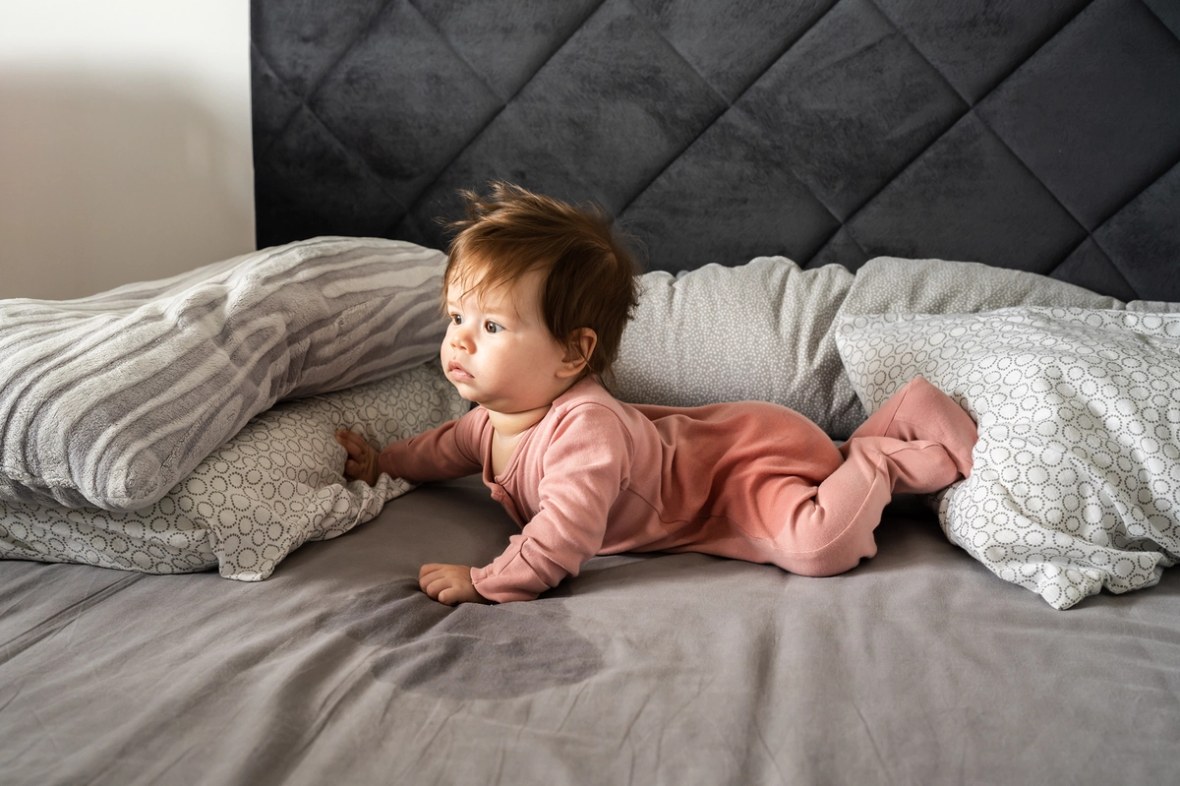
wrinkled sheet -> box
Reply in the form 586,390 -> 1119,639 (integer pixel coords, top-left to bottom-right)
2,477 -> 1178,785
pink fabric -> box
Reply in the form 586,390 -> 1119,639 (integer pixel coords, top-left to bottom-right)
380,376 -> 975,602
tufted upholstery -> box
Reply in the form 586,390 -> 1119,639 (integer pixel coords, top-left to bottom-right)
251,0 -> 1180,300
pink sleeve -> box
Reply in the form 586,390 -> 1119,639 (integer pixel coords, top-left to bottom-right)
471,403 -> 632,602
377,408 -> 484,483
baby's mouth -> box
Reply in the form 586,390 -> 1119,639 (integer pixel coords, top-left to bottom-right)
447,361 -> 473,381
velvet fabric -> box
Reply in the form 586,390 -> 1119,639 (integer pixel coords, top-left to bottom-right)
252,0 -> 1180,299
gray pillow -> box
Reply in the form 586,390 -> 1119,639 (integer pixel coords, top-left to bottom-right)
0,237 -> 447,512
830,256 -> 1126,432
839,257 -> 1123,316
612,255 -> 1123,439
0,362 -> 468,579
612,256 -> 861,436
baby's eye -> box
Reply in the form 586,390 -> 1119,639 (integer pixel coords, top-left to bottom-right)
483,320 -> 502,334
448,313 -> 462,325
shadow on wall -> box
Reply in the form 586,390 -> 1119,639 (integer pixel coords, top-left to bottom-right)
0,70 -> 254,300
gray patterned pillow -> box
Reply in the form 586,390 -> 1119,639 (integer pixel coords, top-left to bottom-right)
612,257 -> 862,436
835,307 -> 1180,609
0,363 -> 468,580
838,256 -> 1123,316
832,256 -> 1125,431
613,256 -> 1123,440
0,237 -> 447,512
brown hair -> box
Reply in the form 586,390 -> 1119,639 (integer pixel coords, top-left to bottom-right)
444,182 -> 640,378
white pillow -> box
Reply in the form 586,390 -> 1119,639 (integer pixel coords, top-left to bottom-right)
0,237 -> 447,512
835,307 -> 1180,609
0,363 -> 468,580
613,257 -> 862,436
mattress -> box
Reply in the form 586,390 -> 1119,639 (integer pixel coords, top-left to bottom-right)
4,476 -> 1178,784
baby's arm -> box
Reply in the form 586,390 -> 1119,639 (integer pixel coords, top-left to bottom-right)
335,429 -> 379,486
469,403 -> 632,603
419,563 -> 490,605
334,410 -> 484,487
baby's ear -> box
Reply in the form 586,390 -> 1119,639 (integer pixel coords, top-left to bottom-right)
559,327 -> 598,378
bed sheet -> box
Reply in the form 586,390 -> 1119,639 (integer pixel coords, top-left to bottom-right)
3,476 -> 1178,785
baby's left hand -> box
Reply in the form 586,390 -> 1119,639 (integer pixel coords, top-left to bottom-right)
419,563 -> 489,605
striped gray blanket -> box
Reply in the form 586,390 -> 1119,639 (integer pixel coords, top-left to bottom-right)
0,237 -> 447,511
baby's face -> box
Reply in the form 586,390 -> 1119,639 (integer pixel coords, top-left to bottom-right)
440,267 -> 573,416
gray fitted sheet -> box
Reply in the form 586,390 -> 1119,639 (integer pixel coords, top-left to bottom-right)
3,476 -> 1177,785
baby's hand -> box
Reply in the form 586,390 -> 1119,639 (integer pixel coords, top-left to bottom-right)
419,563 -> 489,605
334,429 -> 379,486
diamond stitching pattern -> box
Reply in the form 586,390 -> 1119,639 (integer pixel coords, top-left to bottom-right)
253,0 -> 1180,300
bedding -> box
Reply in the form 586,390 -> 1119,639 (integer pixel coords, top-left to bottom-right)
613,256 -> 862,435
614,255 -> 1129,438
2,479 -> 1178,785
0,237 -> 446,511
836,307 -> 1180,609
3,0 -> 1180,783
0,363 -> 466,580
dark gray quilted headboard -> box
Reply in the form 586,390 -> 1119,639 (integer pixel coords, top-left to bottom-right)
251,0 -> 1180,300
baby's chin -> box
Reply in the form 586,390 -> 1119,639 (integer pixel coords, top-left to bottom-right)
448,382 -> 478,403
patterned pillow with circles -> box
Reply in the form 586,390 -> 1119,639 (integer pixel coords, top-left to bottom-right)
0,363 -> 468,580
835,307 -> 1180,609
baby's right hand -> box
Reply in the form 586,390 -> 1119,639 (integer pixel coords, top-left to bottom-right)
334,429 -> 380,486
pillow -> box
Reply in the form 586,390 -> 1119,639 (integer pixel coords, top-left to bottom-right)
1128,300 -> 1180,313
0,362 -> 468,580
612,257 -> 862,436
831,256 -> 1125,434
839,256 -> 1124,315
835,307 -> 1180,609
0,237 -> 447,512
613,256 -> 1123,440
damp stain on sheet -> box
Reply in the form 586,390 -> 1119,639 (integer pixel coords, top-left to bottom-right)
324,581 -> 603,699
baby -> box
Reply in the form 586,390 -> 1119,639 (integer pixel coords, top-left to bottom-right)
336,182 -> 977,605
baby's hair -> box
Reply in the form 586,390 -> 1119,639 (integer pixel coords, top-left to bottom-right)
444,181 -> 641,378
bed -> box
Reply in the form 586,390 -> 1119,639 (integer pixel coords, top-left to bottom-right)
3,1 -> 1180,783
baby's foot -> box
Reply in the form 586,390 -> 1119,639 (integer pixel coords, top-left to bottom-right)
884,377 -> 977,477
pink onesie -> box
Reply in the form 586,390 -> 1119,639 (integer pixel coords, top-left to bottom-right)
380,375 -> 976,602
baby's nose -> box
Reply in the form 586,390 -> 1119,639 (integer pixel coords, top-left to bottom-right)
449,324 -> 473,349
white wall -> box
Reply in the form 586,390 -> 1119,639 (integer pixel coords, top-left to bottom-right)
0,0 -> 255,300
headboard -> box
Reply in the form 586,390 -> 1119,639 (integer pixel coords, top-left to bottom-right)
250,0 -> 1180,301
